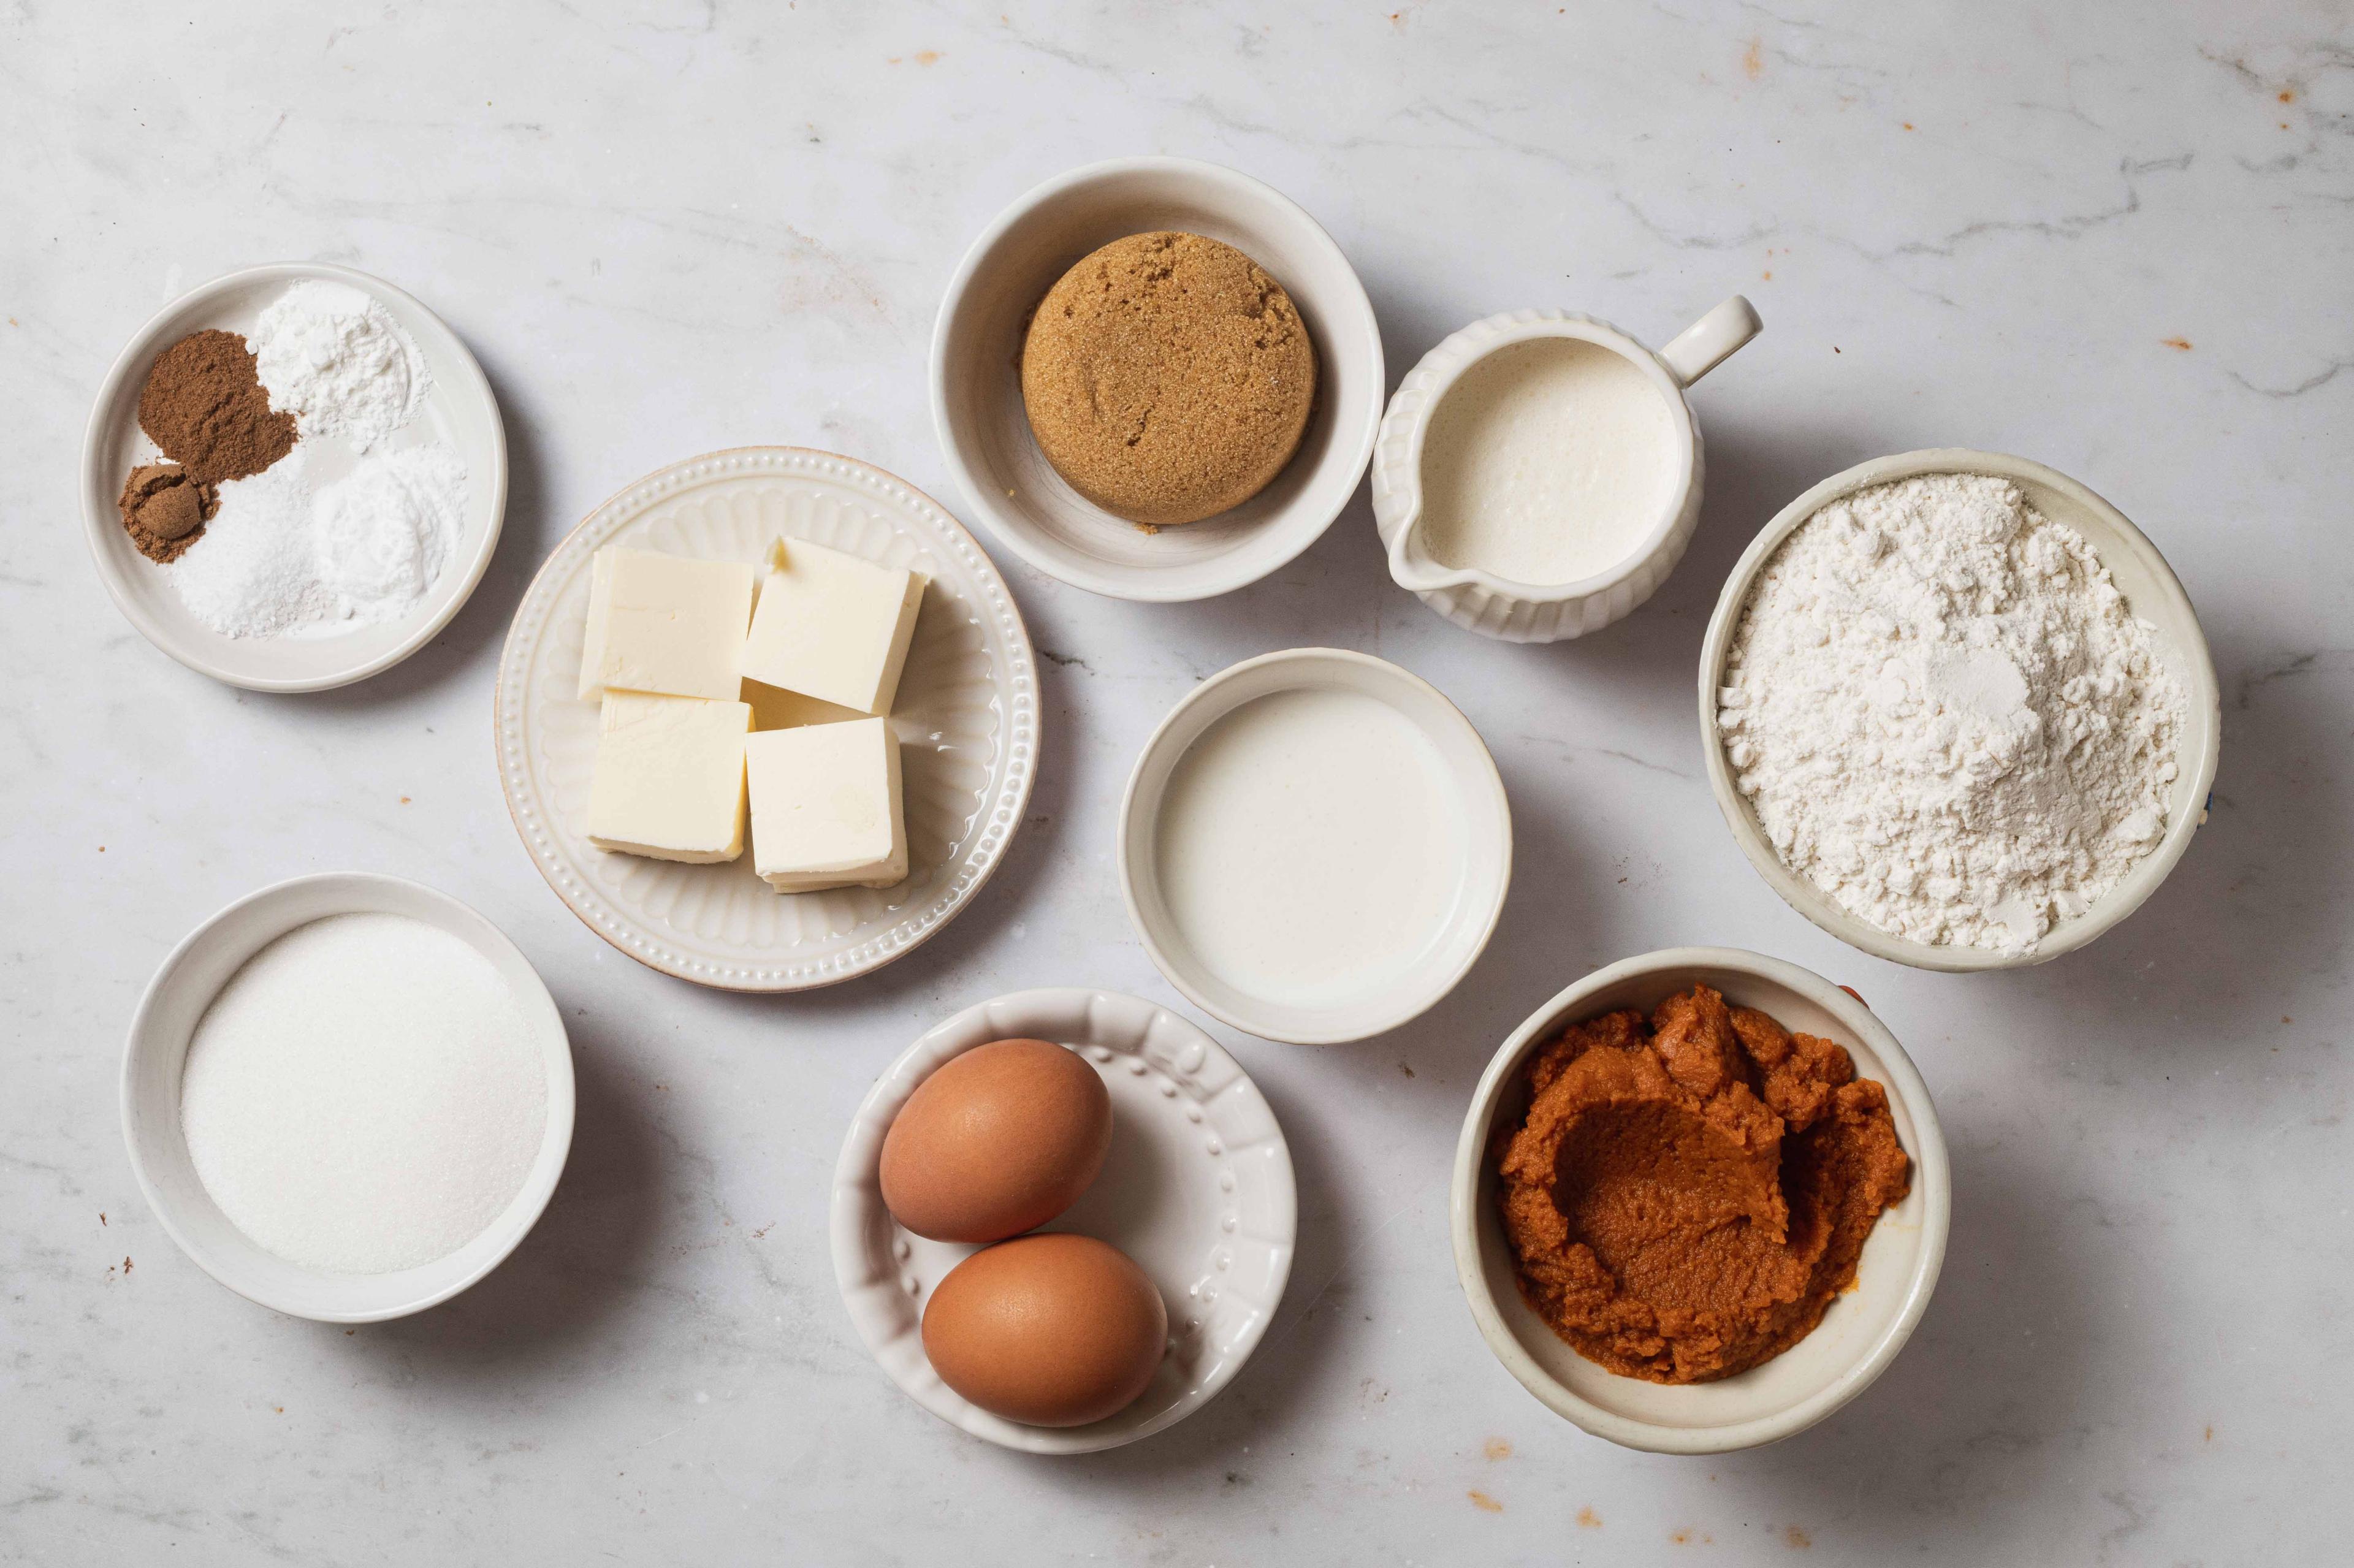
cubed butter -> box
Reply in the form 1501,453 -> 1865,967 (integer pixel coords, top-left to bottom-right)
746,717 -> 908,892
575,549 -> 615,700
579,547 -> 756,701
741,677 -> 868,733
587,691 -> 751,863
740,536 -> 926,715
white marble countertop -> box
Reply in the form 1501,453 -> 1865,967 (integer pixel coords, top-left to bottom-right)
6,2 -> 2348,1562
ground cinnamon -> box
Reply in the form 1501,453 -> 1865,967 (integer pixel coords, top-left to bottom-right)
1496,985 -> 1910,1383
136,329 -> 296,484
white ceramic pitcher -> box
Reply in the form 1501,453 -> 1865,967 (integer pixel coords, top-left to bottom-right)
1371,297 -> 1761,642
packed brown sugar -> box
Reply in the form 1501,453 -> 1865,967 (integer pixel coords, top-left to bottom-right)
1019,230 -> 1316,528
1496,985 -> 1910,1383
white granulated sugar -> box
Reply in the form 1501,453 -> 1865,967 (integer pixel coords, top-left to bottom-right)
1718,474 -> 2185,952
313,446 -> 468,623
172,445 -> 334,637
181,913 -> 547,1275
253,280 -> 431,451
170,441 -> 468,637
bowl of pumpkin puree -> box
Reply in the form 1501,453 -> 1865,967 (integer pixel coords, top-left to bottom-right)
1450,948 -> 1950,1453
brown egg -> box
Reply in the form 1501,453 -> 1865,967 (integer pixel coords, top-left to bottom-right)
921,1233 -> 1169,1427
880,1038 -> 1111,1243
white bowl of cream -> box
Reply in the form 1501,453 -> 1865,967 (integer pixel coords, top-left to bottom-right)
1371,299 -> 1759,642
1118,649 -> 1512,1045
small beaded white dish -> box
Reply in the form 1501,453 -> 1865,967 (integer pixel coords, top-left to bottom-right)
1371,299 -> 1759,643
494,447 -> 1037,991
832,988 -> 1297,1454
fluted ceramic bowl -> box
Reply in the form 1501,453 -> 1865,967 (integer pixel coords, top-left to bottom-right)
1373,298 -> 1759,642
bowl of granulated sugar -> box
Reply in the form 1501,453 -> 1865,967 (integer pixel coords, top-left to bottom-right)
1700,449 -> 2221,972
122,872 -> 573,1321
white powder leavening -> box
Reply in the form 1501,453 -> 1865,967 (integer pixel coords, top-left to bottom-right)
180,912 -> 548,1275
312,446 -> 468,622
172,441 -> 467,637
1717,474 -> 2185,953
253,280 -> 431,451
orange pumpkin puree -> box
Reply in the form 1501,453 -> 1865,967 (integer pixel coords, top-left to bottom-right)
1496,986 -> 1911,1383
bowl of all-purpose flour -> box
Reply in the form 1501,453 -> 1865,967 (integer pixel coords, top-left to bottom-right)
79,263 -> 508,693
122,873 -> 573,1321
1700,451 -> 2220,972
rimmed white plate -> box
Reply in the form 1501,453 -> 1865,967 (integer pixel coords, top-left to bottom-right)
832,988 -> 1297,1453
79,262 -> 508,693
496,447 -> 1037,991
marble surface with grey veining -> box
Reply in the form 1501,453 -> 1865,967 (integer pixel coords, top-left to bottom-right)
4,2 -> 2348,1562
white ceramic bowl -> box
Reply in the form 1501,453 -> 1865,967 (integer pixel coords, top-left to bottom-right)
1451,948 -> 1950,1453
80,262 -> 508,693
931,158 -> 1384,601
495,447 -> 1037,991
1700,449 -> 2223,972
121,873 -> 574,1323
1373,299 -> 1760,642
1118,648 -> 1512,1045
831,988 -> 1297,1453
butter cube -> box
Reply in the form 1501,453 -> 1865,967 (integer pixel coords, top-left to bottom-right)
746,718 -> 908,892
575,549 -> 615,699
741,677 -> 867,733
740,537 -> 926,715
587,691 -> 750,863
578,547 -> 756,701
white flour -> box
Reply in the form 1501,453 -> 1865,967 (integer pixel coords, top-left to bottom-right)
1718,474 -> 2185,952
180,913 -> 547,1275
252,280 -> 431,451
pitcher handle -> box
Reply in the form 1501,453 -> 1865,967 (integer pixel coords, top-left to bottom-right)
1658,295 -> 1762,387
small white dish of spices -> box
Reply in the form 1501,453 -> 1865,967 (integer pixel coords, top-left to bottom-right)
78,262 -> 508,693
121,872 -> 574,1323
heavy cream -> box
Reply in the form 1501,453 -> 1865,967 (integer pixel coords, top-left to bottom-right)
1417,336 -> 1678,586
1152,687 -> 1464,1007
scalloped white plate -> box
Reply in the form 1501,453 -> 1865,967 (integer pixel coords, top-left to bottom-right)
495,447 -> 1037,990
832,988 -> 1297,1453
